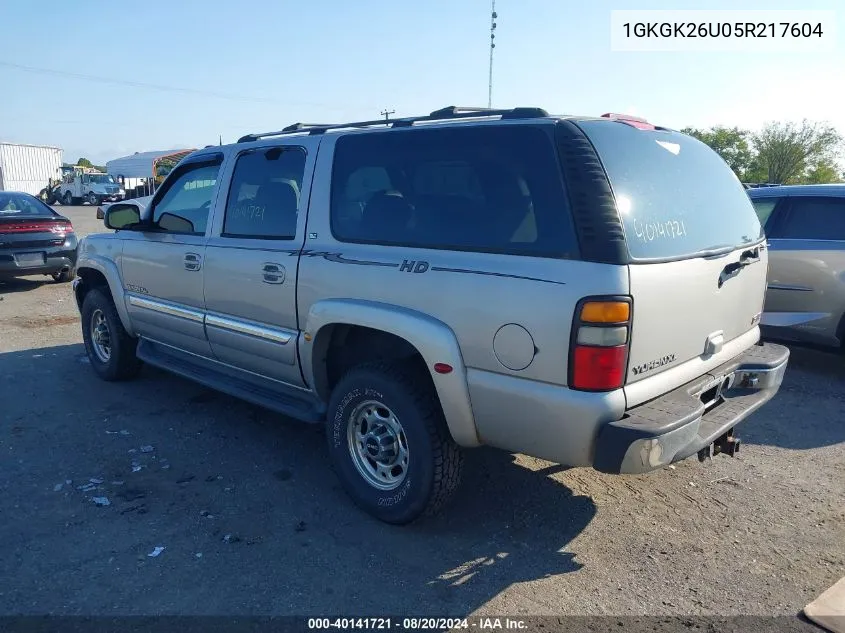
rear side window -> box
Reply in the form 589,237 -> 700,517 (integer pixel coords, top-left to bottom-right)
330,125 -> 578,258
773,196 -> 845,240
577,120 -> 764,261
223,146 -> 305,240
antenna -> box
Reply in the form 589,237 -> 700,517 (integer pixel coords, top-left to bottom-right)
488,0 -> 497,108
380,108 -> 395,121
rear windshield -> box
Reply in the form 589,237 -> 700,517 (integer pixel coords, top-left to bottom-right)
0,192 -> 55,217
577,120 -> 763,261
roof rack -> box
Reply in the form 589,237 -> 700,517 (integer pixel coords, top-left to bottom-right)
236,105 -> 550,143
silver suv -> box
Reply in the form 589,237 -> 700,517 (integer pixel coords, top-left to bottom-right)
748,184 -> 845,350
72,106 -> 790,524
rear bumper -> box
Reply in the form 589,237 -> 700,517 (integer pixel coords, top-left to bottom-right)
0,239 -> 78,278
593,342 -> 790,474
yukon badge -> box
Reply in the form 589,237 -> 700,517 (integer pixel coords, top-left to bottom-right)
631,354 -> 677,376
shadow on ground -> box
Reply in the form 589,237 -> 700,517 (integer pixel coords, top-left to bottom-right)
741,341 -> 845,451
0,343 -> 595,615
0,276 -> 56,295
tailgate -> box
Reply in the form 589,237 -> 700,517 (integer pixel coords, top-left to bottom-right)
626,245 -> 767,391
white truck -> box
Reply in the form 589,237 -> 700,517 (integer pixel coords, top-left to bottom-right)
56,169 -> 126,206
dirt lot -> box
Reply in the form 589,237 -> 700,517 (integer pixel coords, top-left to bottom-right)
1,206 -> 843,619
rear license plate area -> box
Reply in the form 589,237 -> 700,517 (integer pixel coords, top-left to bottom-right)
14,252 -> 45,266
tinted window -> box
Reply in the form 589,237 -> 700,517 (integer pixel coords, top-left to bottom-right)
775,197 -> 845,240
152,163 -> 220,234
578,120 -> 763,260
330,125 -> 577,257
751,198 -> 780,229
223,146 -> 305,239
0,192 -> 55,217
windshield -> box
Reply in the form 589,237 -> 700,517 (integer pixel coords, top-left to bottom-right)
88,174 -> 115,184
577,120 -> 764,261
0,192 -> 55,217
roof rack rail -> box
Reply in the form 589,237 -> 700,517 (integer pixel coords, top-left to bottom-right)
236,106 -> 550,143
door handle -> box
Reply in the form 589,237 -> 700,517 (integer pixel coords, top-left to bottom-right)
184,252 -> 202,271
262,262 -> 286,284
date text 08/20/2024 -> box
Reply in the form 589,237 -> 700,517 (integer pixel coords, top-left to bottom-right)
307,617 -> 528,630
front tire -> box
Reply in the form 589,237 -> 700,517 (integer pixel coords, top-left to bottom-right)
81,288 -> 142,381
326,361 -> 463,524
87,192 -> 99,206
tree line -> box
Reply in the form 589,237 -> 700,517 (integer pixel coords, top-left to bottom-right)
681,120 -> 844,185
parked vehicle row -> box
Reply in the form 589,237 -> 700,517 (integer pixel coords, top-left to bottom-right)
71,106 -> 789,524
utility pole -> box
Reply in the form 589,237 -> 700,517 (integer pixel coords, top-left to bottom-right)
380,108 -> 395,121
488,0 -> 497,108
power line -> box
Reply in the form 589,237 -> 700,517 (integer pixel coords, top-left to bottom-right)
380,108 -> 395,121
0,61 -> 282,104
0,61 -> 376,111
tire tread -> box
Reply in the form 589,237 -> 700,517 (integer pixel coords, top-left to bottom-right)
82,288 -> 141,381
333,359 -> 463,522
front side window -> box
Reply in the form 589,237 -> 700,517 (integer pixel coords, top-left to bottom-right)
152,163 -> 220,234
330,125 -> 578,257
774,197 -> 845,240
223,146 -> 306,239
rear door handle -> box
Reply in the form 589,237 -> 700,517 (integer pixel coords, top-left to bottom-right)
184,252 -> 202,271
262,262 -> 286,284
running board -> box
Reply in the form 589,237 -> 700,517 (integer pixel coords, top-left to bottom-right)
137,339 -> 326,423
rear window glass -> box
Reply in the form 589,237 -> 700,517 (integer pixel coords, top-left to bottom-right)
330,125 -> 578,258
0,192 -> 54,217
578,120 -> 764,261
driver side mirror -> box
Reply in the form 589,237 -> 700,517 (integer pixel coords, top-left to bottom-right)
104,203 -> 142,230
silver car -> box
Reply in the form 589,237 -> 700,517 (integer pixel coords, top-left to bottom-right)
748,184 -> 845,350
72,106 -> 790,524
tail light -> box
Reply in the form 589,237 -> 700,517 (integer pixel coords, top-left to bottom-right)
1,220 -> 73,235
569,297 -> 632,391
50,220 -> 74,236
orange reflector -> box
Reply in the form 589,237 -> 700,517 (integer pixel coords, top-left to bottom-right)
580,301 -> 630,323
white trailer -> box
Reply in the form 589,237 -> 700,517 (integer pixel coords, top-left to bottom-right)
106,149 -> 194,199
0,143 -> 63,196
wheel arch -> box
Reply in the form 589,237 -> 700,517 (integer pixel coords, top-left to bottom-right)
302,299 -> 481,447
74,257 -> 136,336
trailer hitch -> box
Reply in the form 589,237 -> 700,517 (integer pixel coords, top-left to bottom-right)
698,429 -> 741,462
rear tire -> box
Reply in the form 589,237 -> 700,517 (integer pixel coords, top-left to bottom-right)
325,360 -> 463,524
81,288 -> 142,381
62,191 -> 73,206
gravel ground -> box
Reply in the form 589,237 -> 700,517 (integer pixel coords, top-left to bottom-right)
0,206 -> 842,621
